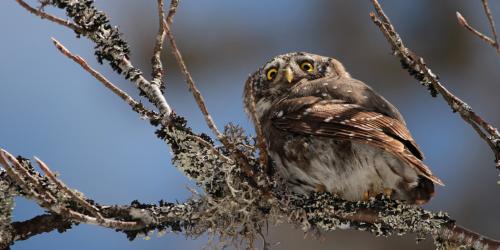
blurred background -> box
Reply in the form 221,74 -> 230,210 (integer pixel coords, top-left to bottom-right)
1,0 -> 499,249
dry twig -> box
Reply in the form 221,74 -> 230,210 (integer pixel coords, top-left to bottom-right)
163,19 -> 263,184
15,0 -> 173,123
151,0 -> 167,89
34,157 -> 104,221
456,0 -> 500,54
51,38 -> 159,121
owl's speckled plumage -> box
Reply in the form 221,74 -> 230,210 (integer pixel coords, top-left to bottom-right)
244,52 -> 442,204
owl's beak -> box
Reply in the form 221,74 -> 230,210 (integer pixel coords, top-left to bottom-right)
284,67 -> 294,83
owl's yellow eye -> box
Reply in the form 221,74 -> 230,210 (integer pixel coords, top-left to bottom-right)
266,68 -> 278,81
300,62 -> 314,72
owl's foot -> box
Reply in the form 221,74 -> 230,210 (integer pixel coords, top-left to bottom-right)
362,190 -> 378,200
315,184 -> 327,193
383,188 -> 393,198
363,188 -> 393,200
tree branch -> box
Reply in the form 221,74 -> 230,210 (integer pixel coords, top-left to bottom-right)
455,0 -> 499,54
151,0 -> 167,90
16,0 -> 173,123
163,18 -> 267,187
3,0 -> 499,249
370,0 -> 500,169
51,37 -> 159,122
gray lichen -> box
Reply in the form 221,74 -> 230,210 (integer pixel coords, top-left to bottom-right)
0,170 -> 18,249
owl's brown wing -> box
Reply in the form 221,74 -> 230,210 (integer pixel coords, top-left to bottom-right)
272,97 -> 443,185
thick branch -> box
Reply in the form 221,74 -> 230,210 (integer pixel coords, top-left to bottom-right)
297,193 -> 500,250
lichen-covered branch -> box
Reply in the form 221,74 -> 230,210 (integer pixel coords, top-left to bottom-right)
2,151 -> 498,249
16,0 -> 172,122
370,0 -> 500,169
2,0 -> 499,249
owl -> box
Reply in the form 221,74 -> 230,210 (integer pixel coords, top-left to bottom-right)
243,52 -> 443,204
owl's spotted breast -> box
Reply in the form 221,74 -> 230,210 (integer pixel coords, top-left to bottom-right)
244,52 -> 441,204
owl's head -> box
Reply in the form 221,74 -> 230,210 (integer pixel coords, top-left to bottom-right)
244,52 -> 350,120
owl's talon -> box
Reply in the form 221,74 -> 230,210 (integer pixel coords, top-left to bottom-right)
363,190 -> 379,201
315,184 -> 326,193
362,191 -> 369,201
383,188 -> 393,198
414,199 -> 427,205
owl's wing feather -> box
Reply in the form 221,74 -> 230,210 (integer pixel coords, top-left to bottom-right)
272,97 -> 443,185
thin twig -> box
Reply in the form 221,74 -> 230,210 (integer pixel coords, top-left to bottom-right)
15,0 -> 173,124
160,0 -> 260,181
163,21 -> 259,182
186,135 -> 234,164
16,0 -> 83,33
456,0 -> 500,54
481,0 -> 499,51
0,150 -> 40,201
456,12 -> 497,51
0,150 -> 58,205
163,24 -> 224,141
151,0 -> 167,89
34,156 -> 105,222
166,0 -> 179,26
51,38 -> 159,121
371,0 -> 500,168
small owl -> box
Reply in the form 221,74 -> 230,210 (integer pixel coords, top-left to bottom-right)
244,52 -> 443,204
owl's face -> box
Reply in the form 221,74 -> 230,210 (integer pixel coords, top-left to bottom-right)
244,52 -> 350,120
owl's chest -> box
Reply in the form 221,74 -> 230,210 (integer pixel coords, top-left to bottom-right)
265,127 -> 394,200
267,131 -> 358,179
